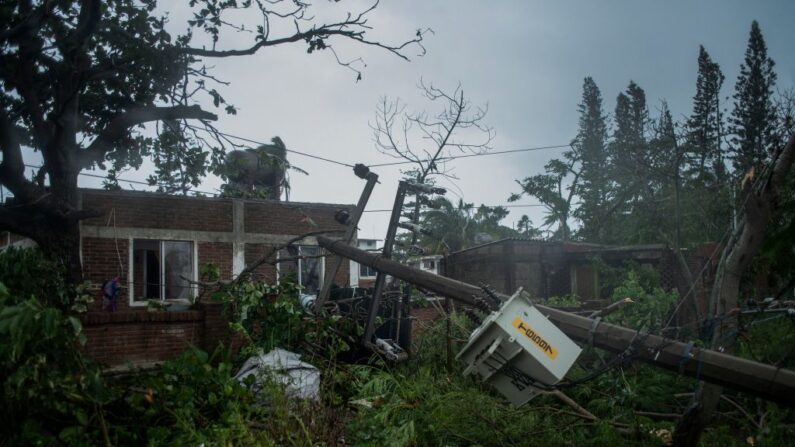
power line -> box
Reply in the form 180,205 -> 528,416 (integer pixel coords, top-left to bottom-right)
23,164 -> 221,197
187,124 -> 570,170
362,204 -> 546,213
366,144 -> 571,168
186,125 -> 356,168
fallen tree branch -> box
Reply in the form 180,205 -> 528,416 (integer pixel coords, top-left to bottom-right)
233,229 -> 344,284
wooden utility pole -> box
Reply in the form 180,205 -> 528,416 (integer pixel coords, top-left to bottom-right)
317,235 -> 795,405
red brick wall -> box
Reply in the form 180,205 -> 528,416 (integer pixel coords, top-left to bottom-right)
198,242 -> 233,280
81,311 -> 204,367
244,202 -> 346,234
82,237 -> 130,311
82,191 -> 233,232
244,243 -> 278,282
80,302 -> 242,367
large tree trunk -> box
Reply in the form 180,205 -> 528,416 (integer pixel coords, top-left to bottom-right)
673,133 -> 795,446
37,219 -> 84,286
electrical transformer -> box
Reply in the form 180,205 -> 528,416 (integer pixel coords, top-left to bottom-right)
457,289 -> 582,406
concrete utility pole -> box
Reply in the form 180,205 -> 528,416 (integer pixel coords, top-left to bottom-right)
317,235 -> 795,405
315,164 -> 379,309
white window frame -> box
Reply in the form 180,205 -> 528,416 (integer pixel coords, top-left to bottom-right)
276,244 -> 325,294
128,237 -> 198,307
358,262 -> 378,279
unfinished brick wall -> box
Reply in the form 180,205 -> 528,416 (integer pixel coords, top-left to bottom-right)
81,302 -> 242,367
198,242 -> 233,280
244,201 -> 345,234
82,192 -> 233,232
82,237 -> 130,311
81,311 -> 204,367
244,243 -> 278,282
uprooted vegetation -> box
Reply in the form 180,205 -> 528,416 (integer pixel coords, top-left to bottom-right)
1,247 -> 794,446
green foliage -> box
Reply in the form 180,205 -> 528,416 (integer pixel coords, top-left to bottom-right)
607,270 -> 678,332
0,246 -> 71,308
349,315 -> 670,447
574,77 -> 611,242
212,278 -> 360,361
545,294 -> 582,307
106,347 -> 264,445
0,250 -> 109,446
417,198 -> 520,254
510,150 -> 580,241
730,20 -> 778,176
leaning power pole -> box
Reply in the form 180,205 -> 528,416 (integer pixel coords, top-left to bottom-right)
317,235 -> 795,405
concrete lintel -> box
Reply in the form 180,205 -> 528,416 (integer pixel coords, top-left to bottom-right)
81,225 -> 318,246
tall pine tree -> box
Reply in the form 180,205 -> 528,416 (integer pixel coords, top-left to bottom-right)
686,46 -> 726,183
730,20 -> 777,176
684,46 -> 732,242
572,77 -> 610,242
608,81 -> 651,242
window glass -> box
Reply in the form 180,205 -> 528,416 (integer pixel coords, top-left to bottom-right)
163,241 -> 193,300
300,246 -> 322,294
132,239 -> 194,302
277,245 -> 323,294
278,246 -> 299,283
133,239 -> 160,302
359,263 -> 377,278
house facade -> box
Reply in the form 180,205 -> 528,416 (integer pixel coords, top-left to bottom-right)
349,238 -> 381,288
407,254 -> 443,276
443,238 -> 716,322
2,188 -> 354,368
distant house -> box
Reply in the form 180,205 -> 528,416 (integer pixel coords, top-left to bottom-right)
2,188 -> 354,368
349,238 -> 381,288
407,254 -> 443,275
443,238 -> 716,319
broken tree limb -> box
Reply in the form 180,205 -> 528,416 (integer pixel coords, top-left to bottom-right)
674,132 -> 795,446
588,297 -> 633,318
317,235 -> 795,405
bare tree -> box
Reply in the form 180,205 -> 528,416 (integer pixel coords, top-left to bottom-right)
371,80 -> 494,186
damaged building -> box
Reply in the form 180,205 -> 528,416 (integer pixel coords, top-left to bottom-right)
2,188 -> 354,368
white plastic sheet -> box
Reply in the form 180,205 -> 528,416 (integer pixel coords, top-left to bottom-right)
234,348 -> 320,400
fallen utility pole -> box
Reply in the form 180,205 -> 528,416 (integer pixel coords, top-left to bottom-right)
315,164 -> 379,309
317,236 -> 795,405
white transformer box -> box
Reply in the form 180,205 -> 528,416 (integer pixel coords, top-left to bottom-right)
456,289 -> 582,406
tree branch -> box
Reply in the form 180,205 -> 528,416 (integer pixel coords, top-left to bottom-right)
0,107 -> 34,198
72,0 -> 101,49
182,1 -> 426,63
233,229 -> 343,283
0,2 -> 48,42
80,105 -> 218,168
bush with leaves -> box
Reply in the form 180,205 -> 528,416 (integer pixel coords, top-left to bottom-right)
607,270 -> 678,331
0,249 -> 110,445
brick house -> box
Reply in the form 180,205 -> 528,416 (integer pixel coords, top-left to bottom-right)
2,188 -> 354,368
443,238 -> 716,321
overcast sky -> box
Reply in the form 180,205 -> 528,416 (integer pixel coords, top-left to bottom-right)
69,1 -> 795,239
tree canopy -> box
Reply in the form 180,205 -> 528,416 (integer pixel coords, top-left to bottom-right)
0,0 -> 426,279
